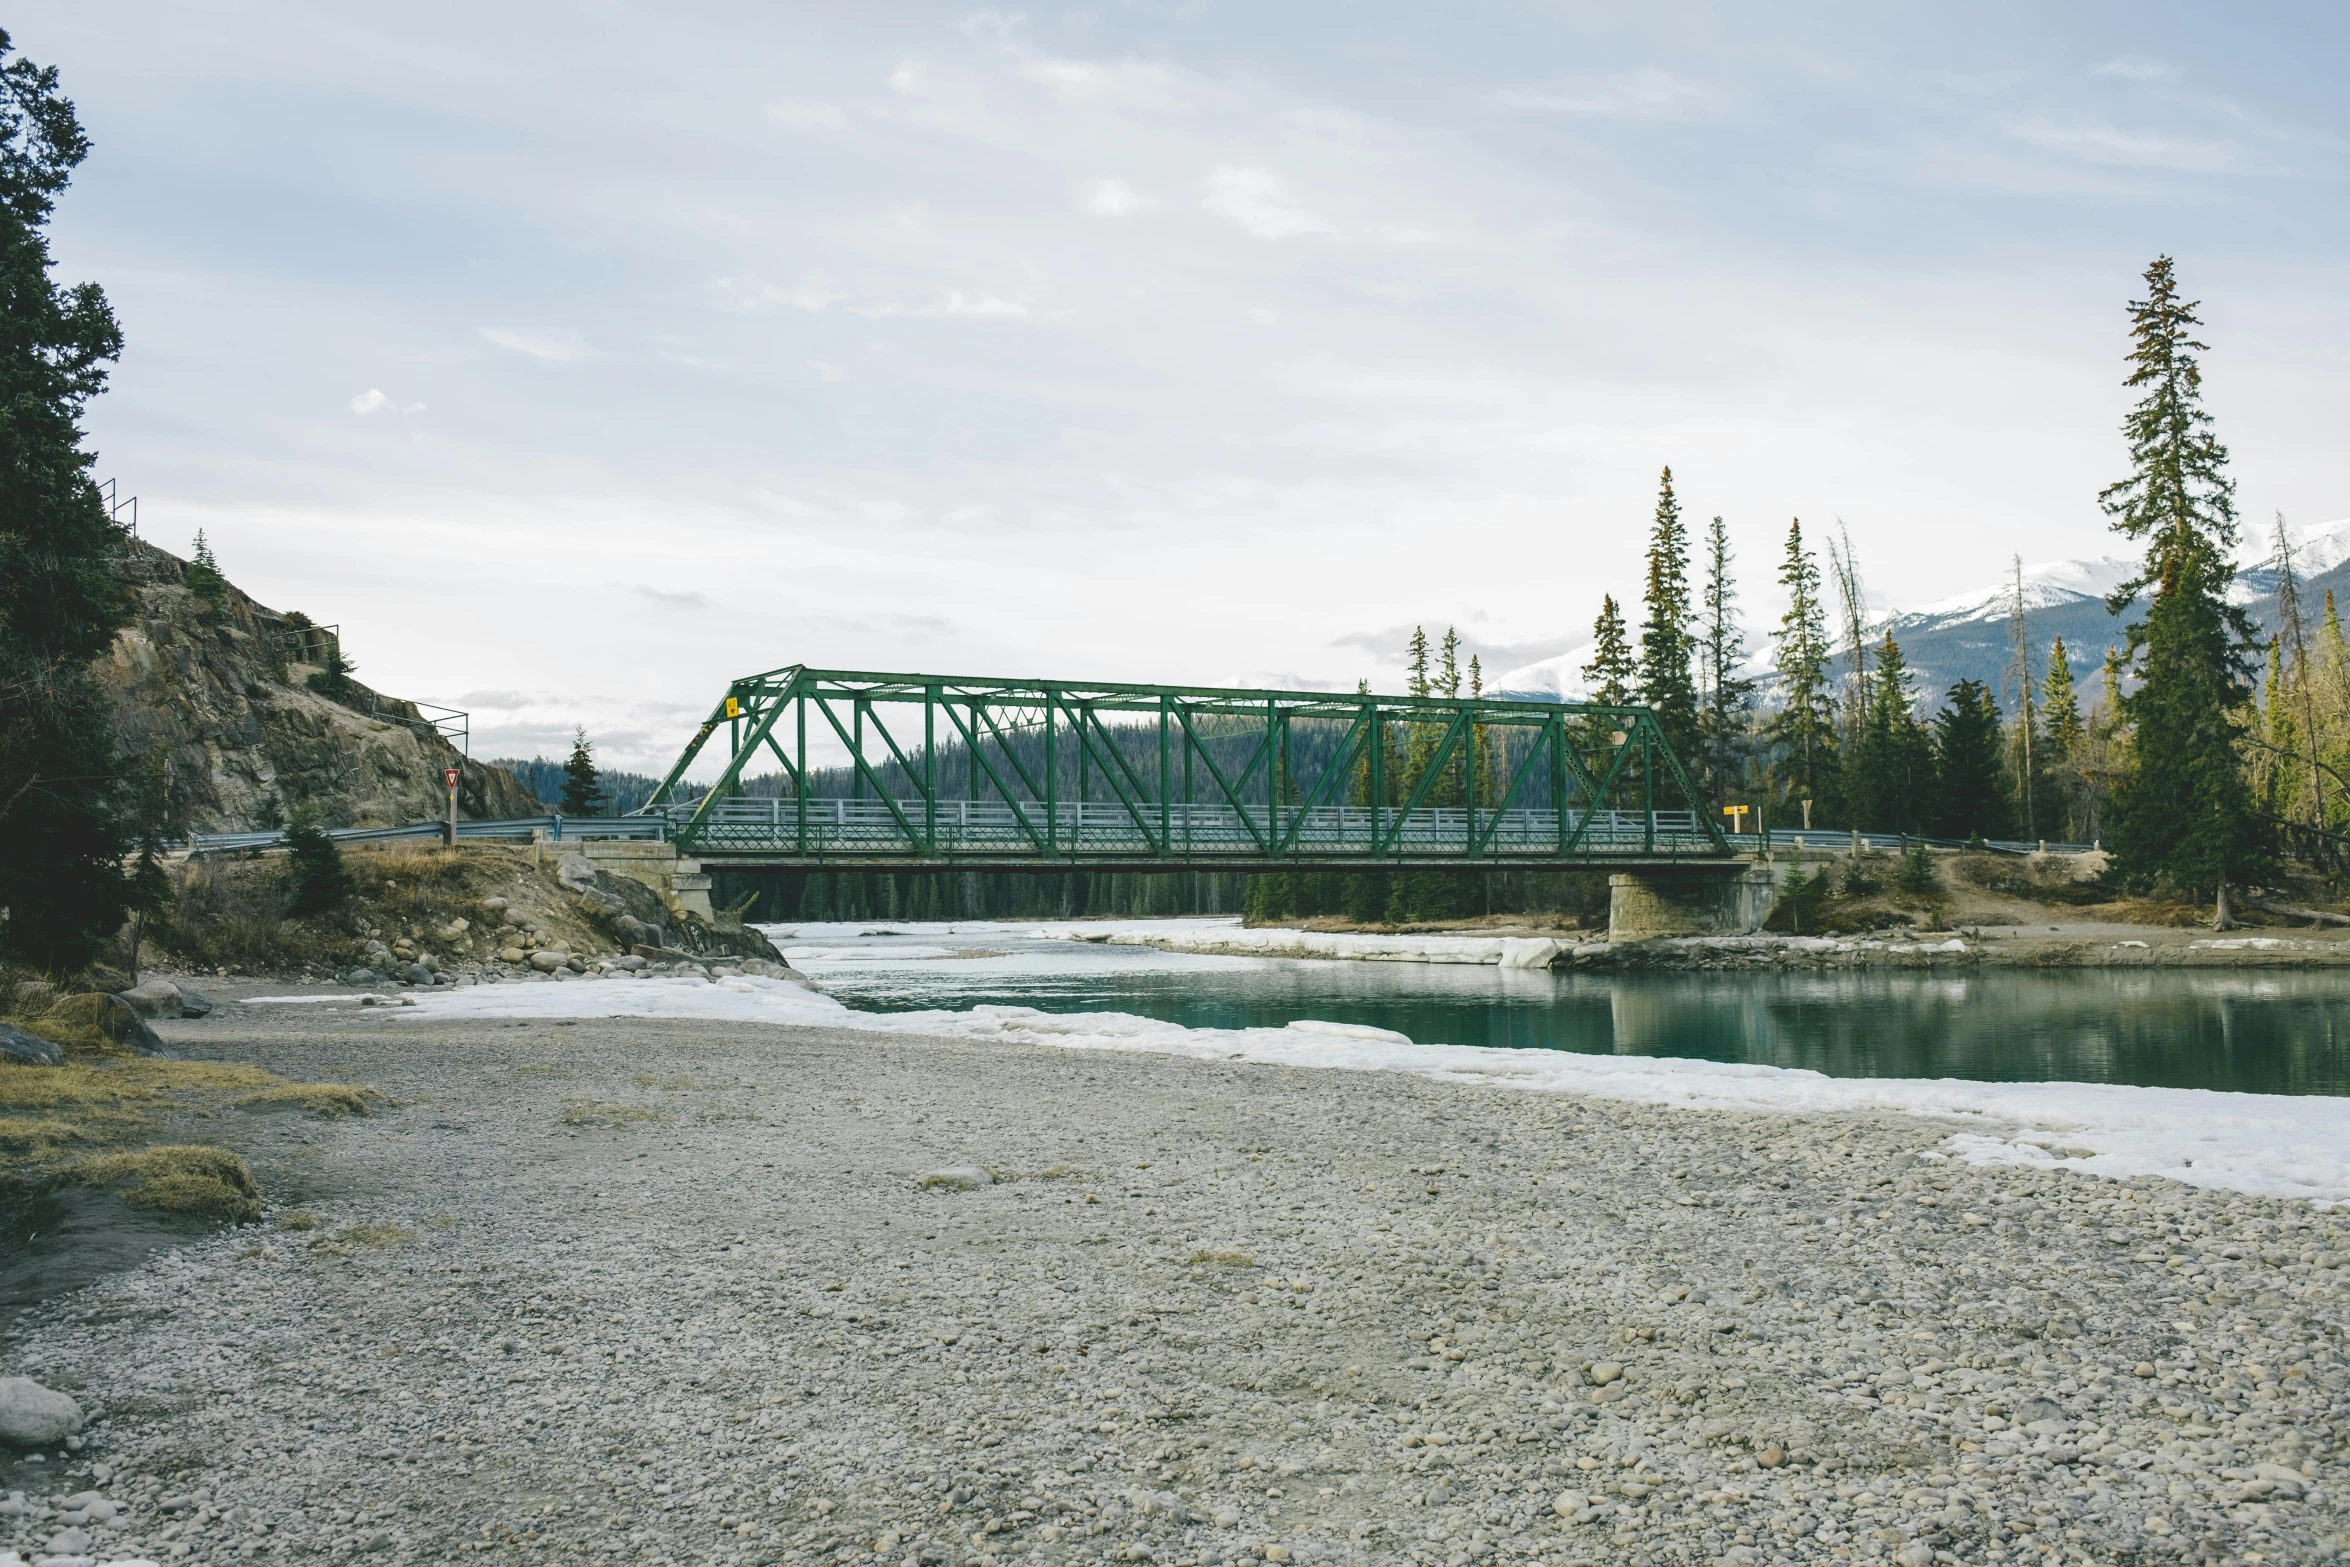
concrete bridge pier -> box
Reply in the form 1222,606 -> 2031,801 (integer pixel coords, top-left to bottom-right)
535,835 -> 717,921
1607,864 -> 1780,942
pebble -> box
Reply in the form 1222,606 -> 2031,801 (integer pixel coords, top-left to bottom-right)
4,1005 -> 2344,1567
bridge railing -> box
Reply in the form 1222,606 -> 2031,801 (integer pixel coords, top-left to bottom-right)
665,795 -> 1710,858
180,814 -> 669,854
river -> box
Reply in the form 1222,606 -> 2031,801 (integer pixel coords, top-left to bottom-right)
766,919 -> 2350,1098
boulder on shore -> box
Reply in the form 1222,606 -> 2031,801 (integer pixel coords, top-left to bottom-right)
0,1025 -> 63,1067
0,1377 -> 84,1447
116,978 -> 184,1018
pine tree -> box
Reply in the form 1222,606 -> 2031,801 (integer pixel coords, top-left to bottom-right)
2258,637 -> 2295,817
1768,519 -> 1837,826
1582,597 -> 1634,708
1696,514 -> 1755,803
1580,594 -> 1636,800
2322,591 -> 2350,832
1386,628 -> 1443,924
284,807 -> 357,917
1469,654 -> 1500,808
2003,557 -> 2040,837
1932,679 -> 2012,841
2040,638 -> 2086,839
1343,676 -> 1391,923
181,527 -> 228,614
1636,466 -> 1699,763
2098,256 -> 2265,911
2268,512 -> 2325,828
0,35 -> 134,970
1849,633 -> 1934,834
559,726 -> 608,816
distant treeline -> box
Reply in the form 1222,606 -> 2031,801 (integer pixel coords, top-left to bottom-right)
491,757 -> 671,817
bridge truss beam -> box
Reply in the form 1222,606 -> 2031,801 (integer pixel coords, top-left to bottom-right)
640,666 -> 1730,869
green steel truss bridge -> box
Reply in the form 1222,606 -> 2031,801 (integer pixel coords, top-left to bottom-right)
640,666 -> 1732,871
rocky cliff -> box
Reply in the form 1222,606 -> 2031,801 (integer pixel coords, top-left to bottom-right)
97,541 -> 541,832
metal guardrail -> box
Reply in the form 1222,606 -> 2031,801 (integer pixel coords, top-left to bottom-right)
181,814 -> 669,854
1731,828 -> 2096,856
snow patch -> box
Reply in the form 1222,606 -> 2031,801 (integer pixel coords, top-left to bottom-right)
247,974 -> 2350,1208
1037,918 -> 1565,968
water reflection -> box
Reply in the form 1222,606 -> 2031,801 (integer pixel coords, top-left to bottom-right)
799,935 -> 2350,1097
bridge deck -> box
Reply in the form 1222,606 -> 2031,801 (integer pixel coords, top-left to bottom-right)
676,796 -> 1729,869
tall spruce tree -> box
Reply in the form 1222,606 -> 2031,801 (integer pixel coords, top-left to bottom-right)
1768,519 -> 1837,826
1849,632 -> 1934,834
1636,466 -> 1698,762
0,36 -> 132,970
2041,638 -> 2086,840
1582,596 -> 1634,709
2098,255 -> 2265,912
1696,514 -> 1755,803
2268,512 -> 2325,827
1932,679 -> 2012,841
2003,557 -> 2040,837
1469,654 -> 1500,808
559,726 -> 608,816
1578,596 -> 1636,811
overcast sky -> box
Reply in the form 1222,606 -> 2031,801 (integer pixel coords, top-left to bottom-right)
21,2 -> 2349,773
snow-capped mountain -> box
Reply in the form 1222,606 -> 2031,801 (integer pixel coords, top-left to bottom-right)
1494,516 -> 2350,707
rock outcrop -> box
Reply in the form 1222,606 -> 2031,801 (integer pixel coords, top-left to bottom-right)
97,541 -> 540,832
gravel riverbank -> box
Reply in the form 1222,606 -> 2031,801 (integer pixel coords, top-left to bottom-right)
5,1001 -> 2348,1567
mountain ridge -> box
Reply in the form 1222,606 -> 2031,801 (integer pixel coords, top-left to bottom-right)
1495,516 -> 2350,708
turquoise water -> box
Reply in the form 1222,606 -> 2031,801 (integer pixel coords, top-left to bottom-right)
778,927 -> 2350,1097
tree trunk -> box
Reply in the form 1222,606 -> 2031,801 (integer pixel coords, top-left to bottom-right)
2212,875 -> 2237,930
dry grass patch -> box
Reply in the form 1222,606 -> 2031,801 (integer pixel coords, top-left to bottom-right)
67,1145 -> 261,1223
334,1220 -> 416,1248
275,1210 -> 320,1231
238,1082 -> 384,1117
0,1115 -> 115,1161
1186,1250 -> 1254,1268
559,1101 -> 675,1129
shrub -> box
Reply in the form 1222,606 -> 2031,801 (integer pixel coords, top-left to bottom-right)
1840,856 -> 1881,896
1764,868 -> 1832,934
285,813 -> 356,916
1897,842 -> 1938,895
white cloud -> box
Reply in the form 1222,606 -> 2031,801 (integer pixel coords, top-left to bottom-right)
350,388 -> 393,415
1491,68 -> 1716,121
481,328 -> 592,363
2003,118 -> 2241,172
1201,166 -> 1331,239
2093,56 -> 2176,82
765,99 -> 850,132
724,278 -> 845,314
854,289 -> 1036,320
1016,55 -> 1187,107
1080,176 -> 1150,216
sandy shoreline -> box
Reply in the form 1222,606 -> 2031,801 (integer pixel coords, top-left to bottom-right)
3,1001 -> 2346,1566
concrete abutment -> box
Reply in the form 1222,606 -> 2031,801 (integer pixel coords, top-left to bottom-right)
1607,864 -> 1780,942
